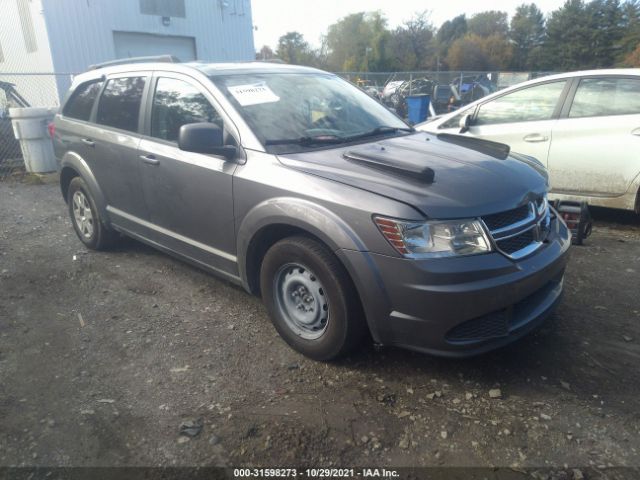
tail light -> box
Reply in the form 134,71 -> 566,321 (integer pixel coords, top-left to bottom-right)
47,122 -> 55,139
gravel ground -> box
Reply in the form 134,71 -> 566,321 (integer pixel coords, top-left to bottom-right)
1,180 -> 640,474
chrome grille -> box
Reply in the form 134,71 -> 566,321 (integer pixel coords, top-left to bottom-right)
496,229 -> 535,254
482,204 -> 531,231
481,197 -> 550,260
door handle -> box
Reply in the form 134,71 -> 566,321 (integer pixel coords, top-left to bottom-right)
140,154 -> 160,166
523,134 -> 549,143
632,128 -> 640,136
81,138 -> 95,147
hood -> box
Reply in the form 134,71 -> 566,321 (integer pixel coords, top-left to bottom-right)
278,132 -> 548,219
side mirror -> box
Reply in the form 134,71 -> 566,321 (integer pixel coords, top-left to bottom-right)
459,113 -> 472,134
178,122 -> 237,161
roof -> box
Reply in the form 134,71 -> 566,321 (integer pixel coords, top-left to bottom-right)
502,68 -> 640,90
74,60 -> 326,84
540,68 -> 640,79
190,61 -> 325,76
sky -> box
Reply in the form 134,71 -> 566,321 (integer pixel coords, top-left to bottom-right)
250,0 -> 568,51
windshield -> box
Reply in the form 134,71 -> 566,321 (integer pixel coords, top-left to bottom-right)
211,73 -> 410,153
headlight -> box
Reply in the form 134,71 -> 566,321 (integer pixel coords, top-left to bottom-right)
374,216 -> 492,258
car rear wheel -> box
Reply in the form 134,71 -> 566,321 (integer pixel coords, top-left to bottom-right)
67,177 -> 118,250
260,236 -> 366,361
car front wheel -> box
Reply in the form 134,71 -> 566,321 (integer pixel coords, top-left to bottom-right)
260,236 -> 366,361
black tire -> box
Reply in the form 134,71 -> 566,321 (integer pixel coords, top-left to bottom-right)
67,176 -> 118,250
260,236 -> 366,361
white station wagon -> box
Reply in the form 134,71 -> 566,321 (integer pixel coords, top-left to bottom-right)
418,69 -> 640,213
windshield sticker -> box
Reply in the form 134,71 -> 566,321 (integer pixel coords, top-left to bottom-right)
227,83 -> 280,106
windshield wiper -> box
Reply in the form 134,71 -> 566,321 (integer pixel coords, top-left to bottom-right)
264,127 -> 414,148
342,126 -> 415,142
264,135 -> 345,146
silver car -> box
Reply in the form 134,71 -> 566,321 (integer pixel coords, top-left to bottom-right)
418,69 -> 640,212
53,59 -> 571,360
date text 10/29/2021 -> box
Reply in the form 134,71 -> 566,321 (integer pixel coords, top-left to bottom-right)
233,468 -> 400,478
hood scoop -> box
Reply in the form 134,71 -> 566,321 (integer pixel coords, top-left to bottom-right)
343,143 -> 435,183
436,133 -> 510,160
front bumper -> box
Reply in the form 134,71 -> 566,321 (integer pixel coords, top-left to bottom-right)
337,216 -> 571,357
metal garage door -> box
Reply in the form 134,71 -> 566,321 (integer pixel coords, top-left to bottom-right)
113,31 -> 197,61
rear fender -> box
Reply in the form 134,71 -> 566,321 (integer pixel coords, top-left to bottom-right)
60,151 -> 109,223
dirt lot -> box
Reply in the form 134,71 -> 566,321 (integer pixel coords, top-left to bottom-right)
1,179 -> 640,474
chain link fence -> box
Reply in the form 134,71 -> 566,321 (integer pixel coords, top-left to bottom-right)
0,73 -> 73,179
335,70 -> 554,118
335,70 -> 554,89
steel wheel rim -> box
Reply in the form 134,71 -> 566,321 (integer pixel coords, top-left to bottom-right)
273,263 -> 329,340
72,191 -> 94,239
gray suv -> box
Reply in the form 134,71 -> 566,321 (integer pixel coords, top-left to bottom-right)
53,60 -> 571,360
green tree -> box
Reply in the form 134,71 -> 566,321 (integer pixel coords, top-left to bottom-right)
587,0 -> 624,67
387,11 -> 436,70
482,33 -> 514,69
437,14 -> 468,45
275,32 -> 313,65
509,3 -> 545,70
325,12 -> 391,71
436,14 -> 467,67
467,11 -> 509,37
446,34 -> 489,70
446,33 -> 513,70
543,0 -> 593,69
256,45 -> 275,61
543,0 -> 627,69
622,42 -> 640,65
619,0 -> 640,63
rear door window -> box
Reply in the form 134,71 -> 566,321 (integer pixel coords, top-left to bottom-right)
150,77 -> 222,143
63,80 -> 103,121
569,77 -> 640,118
96,77 -> 146,132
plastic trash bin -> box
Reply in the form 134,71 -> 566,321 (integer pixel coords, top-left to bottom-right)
9,106 -> 58,173
405,94 -> 430,124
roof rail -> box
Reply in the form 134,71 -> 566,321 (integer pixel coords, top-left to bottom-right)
89,55 -> 180,70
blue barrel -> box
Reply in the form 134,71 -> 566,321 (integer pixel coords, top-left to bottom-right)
405,94 -> 430,124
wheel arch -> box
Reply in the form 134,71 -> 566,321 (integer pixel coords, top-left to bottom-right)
237,197 -> 367,296
59,152 -> 109,222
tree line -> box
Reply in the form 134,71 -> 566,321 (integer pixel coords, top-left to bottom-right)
256,0 -> 640,72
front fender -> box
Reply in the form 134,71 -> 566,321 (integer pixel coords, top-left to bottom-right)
236,197 -> 367,289
60,151 -> 109,223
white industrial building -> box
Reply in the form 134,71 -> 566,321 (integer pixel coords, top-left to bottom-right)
0,0 -> 255,106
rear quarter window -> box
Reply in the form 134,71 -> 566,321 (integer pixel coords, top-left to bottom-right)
62,80 -> 103,121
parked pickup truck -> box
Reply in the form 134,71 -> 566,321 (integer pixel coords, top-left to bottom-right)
52,58 -> 571,360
